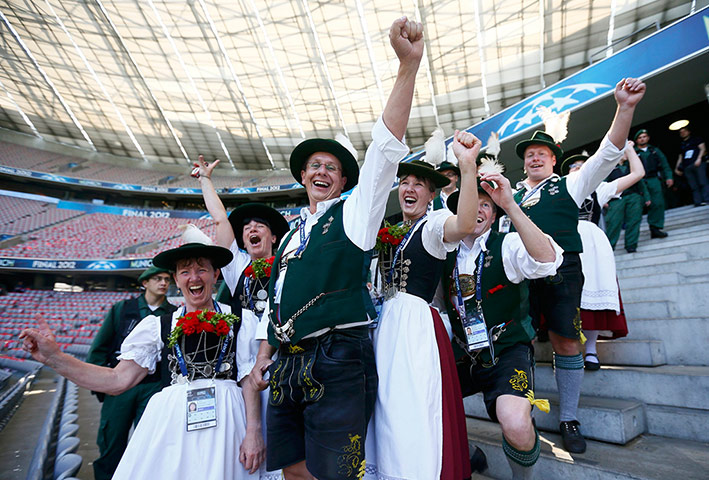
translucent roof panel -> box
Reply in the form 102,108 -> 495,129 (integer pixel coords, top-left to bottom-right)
0,0 -> 700,175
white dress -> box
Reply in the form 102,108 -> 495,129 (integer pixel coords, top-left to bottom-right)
113,303 -> 259,480
365,210 -> 458,480
578,180 -> 621,313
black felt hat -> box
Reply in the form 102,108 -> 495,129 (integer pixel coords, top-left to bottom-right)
228,203 -> 290,250
560,154 -> 589,176
398,160 -> 450,189
446,187 -> 504,216
289,138 -> 359,192
436,161 -> 461,177
515,131 -> 563,160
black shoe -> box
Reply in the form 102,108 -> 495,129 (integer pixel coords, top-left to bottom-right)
584,353 -> 601,371
469,446 -> 488,473
560,420 -> 587,453
626,247 -> 637,253
650,227 -> 668,238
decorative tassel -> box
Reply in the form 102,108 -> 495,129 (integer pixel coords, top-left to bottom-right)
525,391 -> 550,414
580,331 -> 587,345
335,133 -> 359,161
179,224 -> 214,245
538,106 -> 570,144
424,127 -> 446,166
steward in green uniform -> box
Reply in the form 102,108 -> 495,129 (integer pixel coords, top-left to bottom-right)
633,129 -> 673,237
86,266 -> 176,480
604,160 -> 650,252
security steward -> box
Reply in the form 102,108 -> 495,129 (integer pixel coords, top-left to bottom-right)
633,128 -> 673,238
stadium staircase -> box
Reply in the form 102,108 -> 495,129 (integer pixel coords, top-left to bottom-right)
465,204 -> 709,479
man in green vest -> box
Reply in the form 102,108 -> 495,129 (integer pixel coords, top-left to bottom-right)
634,129 -> 673,238
437,171 -> 562,479
86,266 -> 176,480
249,17 -> 424,480
432,160 -> 460,210
512,78 -> 645,453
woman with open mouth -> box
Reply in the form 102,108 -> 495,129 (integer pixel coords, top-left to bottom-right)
364,129 -> 481,480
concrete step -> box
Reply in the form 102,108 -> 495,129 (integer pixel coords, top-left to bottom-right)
465,417 -> 709,480
535,339 -> 667,367
535,363 -> 709,410
646,405 -> 709,443
622,299 -> 671,320
464,391 -> 645,445
621,283 -> 709,317
614,233 -> 709,259
617,257 -> 709,279
614,251 -> 689,271
618,271 -> 681,289
626,318 -> 709,366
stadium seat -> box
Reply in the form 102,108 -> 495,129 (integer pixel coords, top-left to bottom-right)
53,453 -> 82,480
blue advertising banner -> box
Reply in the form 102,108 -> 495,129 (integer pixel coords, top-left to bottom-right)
405,7 -> 709,161
0,257 -> 155,271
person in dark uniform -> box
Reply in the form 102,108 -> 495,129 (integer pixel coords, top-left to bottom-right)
86,266 -> 176,480
633,129 -> 673,238
675,126 -> 709,206
512,78 -> 645,453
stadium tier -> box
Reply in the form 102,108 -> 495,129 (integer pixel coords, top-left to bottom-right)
0,211 -> 216,259
0,290 -> 135,359
0,196 -> 85,238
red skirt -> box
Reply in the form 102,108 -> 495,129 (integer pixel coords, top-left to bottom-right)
431,307 -> 471,480
581,290 -> 628,339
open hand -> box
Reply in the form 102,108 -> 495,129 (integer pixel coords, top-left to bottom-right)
389,16 -> 424,66
479,172 -> 514,211
191,155 -> 220,180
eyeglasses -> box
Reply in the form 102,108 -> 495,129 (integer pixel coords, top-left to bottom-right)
305,161 -> 340,173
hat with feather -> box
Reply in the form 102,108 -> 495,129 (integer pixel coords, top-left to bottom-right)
515,107 -> 569,160
398,127 -> 449,189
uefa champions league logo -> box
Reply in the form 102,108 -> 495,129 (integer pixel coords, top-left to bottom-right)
497,83 -> 611,138
86,261 -> 117,270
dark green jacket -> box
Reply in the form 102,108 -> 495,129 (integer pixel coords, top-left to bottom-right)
635,145 -> 673,181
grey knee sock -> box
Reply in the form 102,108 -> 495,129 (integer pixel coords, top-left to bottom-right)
503,432 -> 540,480
553,353 -> 584,422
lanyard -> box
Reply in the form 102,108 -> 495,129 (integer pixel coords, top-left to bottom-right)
174,301 -> 229,379
244,274 -> 255,311
294,221 -> 311,258
453,250 -> 485,316
517,177 -> 552,206
386,215 -> 426,285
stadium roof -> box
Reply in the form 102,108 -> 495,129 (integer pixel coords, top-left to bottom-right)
0,0 -> 699,175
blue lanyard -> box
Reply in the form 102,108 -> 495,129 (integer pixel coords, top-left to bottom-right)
386,215 -> 426,285
294,222 -> 311,258
453,249 -> 485,318
517,177 -> 552,206
244,274 -> 255,311
173,301 -> 229,379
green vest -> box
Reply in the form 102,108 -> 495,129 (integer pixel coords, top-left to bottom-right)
432,195 -> 445,211
442,230 -> 535,363
267,201 -> 374,346
513,177 -> 582,253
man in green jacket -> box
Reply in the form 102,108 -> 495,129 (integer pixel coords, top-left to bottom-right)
86,266 -> 176,480
634,129 -> 673,238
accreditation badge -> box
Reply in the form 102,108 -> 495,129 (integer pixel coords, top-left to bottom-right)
498,215 -> 511,233
462,308 -> 490,352
186,386 -> 217,431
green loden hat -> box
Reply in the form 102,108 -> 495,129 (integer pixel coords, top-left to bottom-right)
152,243 -> 233,271
228,203 -> 290,250
515,131 -> 563,161
560,154 -> 589,176
436,161 -> 461,177
398,160 -> 450,189
289,138 -> 359,192
137,265 -> 171,283
633,129 -> 648,141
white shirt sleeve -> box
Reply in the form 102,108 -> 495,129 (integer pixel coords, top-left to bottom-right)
343,116 -> 409,251
567,135 -> 623,206
220,241 -> 252,295
501,233 -> 564,283
596,180 -> 620,206
118,315 -> 164,374
421,209 -> 458,260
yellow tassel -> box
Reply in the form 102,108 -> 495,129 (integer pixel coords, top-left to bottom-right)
526,391 -> 550,413
580,331 -> 587,345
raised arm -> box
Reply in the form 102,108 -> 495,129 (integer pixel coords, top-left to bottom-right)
607,78 -> 646,149
480,172 -> 556,263
194,156 -> 235,249
20,315 -> 147,395
615,141 -> 645,194
382,17 -> 424,141
443,130 -> 480,243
